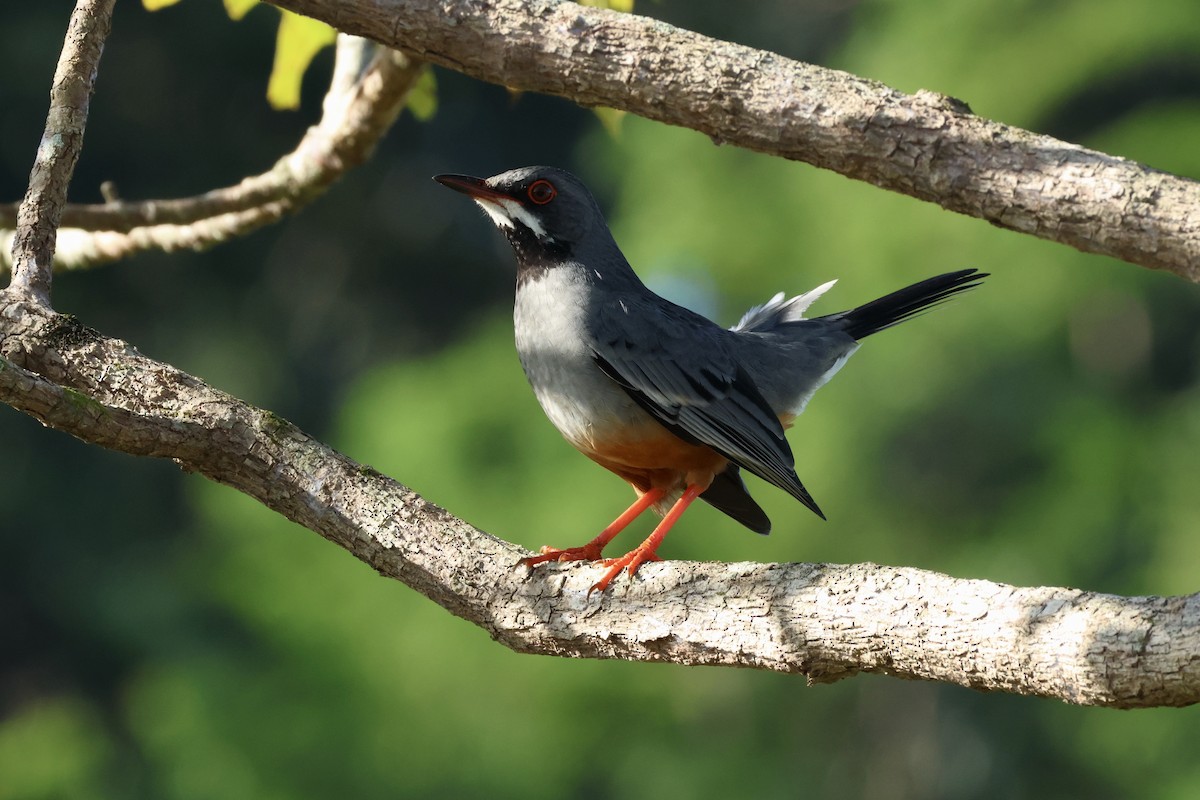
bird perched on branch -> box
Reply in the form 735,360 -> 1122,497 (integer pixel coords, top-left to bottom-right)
435,166 -> 984,593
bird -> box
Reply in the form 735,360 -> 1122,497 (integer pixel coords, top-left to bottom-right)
435,166 -> 984,593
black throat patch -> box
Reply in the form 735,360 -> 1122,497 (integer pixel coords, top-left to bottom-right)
505,222 -> 571,286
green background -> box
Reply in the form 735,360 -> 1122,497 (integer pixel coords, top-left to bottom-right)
3,1 -> 1200,797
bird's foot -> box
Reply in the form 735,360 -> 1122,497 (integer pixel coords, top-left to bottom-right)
520,542 -> 606,568
588,484 -> 701,593
589,546 -> 663,594
520,542 -> 662,594
520,488 -> 672,578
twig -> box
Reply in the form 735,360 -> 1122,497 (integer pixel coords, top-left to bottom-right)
6,0 -> 116,302
0,36 -> 425,271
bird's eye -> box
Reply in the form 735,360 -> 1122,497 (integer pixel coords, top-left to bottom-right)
527,179 -> 557,205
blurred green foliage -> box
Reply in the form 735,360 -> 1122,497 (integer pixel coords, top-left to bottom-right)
142,0 -> 335,110
3,0 -> 1200,798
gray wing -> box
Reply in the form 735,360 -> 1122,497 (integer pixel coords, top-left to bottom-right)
590,298 -> 824,519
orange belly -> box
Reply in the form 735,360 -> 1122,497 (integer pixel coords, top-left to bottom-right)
571,419 -> 729,495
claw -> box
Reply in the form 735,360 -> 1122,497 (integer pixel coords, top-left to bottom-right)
520,543 -> 605,567
589,545 -> 664,594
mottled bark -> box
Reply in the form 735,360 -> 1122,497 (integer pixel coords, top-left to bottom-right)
267,0 -> 1200,281
8,0 -> 114,301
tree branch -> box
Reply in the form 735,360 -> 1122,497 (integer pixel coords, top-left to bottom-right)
6,0 -> 115,302
264,0 -> 1200,282
1,296 -> 1197,709
0,36 -> 425,272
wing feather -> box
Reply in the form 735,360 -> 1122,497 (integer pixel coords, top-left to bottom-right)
591,299 -> 824,518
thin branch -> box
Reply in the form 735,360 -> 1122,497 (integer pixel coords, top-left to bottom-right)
1,296 -> 1197,709
264,0 -> 1200,281
0,36 -> 425,271
6,0 -> 115,303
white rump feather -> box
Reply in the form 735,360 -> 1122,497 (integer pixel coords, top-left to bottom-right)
731,280 -> 837,332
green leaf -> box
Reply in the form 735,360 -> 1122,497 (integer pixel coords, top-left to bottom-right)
267,10 -> 337,110
405,68 -> 438,121
222,0 -> 257,20
144,0 -> 256,16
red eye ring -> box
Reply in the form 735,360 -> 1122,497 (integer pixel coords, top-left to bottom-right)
527,179 -> 557,205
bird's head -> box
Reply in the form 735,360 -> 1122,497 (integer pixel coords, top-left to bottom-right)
434,166 -> 607,258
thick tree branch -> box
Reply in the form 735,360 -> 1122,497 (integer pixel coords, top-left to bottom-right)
1,296 -> 1197,708
6,0 -> 115,302
264,0 -> 1200,281
0,36 -> 424,272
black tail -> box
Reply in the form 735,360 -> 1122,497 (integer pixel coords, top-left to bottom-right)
836,269 -> 986,341
700,463 -> 775,534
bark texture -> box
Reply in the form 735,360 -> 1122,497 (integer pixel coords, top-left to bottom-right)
8,0 -> 115,301
267,0 -> 1200,281
1,297 -> 1198,709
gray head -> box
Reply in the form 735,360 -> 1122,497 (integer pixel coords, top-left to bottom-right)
435,166 -> 627,282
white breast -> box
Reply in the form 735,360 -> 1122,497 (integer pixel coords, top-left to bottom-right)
513,268 -> 643,451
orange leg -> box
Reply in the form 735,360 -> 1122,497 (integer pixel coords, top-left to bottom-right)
521,487 -> 668,568
590,483 -> 704,594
